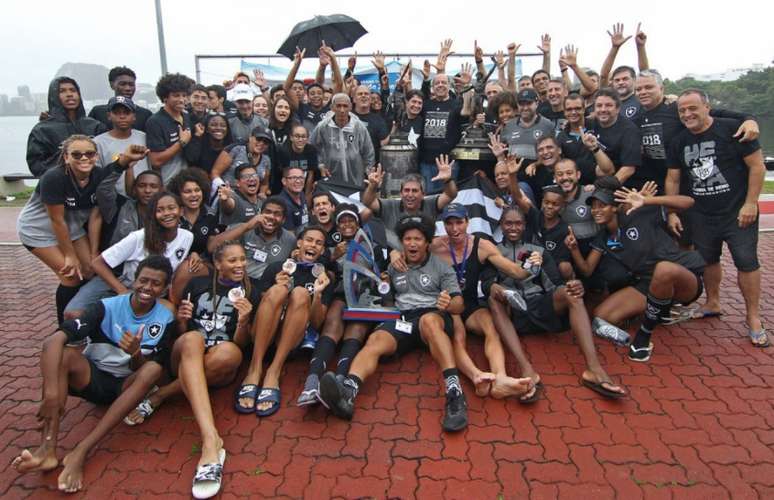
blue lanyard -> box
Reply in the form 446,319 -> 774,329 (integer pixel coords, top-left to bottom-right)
449,237 -> 469,286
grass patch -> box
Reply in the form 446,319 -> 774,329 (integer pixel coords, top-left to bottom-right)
0,187 -> 34,207
190,442 -> 201,457
764,180 -> 774,194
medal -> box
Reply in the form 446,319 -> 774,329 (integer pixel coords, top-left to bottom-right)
282,259 -> 297,275
311,263 -> 325,278
228,287 -> 244,303
378,281 -> 390,294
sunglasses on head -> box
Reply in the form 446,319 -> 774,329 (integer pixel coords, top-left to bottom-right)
69,150 -> 97,160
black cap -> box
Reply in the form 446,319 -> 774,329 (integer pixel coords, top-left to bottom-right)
107,95 -> 136,112
585,188 -> 615,206
517,88 -> 538,103
440,202 -> 468,220
250,127 -> 273,143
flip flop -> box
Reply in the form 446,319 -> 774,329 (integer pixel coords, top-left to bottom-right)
255,388 -> 281,417
124,385 -> 159,426
691,309 -> 723,320
663,304 -> 700,325
234,384 -> 260,414
191,448 -> 226,499
749,327 -> 770,348
582,378 -> 626,399
518,381 -> 544,404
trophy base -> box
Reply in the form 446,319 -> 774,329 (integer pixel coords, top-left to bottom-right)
343,307 -> 401,322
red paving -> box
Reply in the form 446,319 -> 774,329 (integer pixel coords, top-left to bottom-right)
1,237 -> 773,499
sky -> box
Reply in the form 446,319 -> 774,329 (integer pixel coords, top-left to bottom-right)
1,0 -> 772,96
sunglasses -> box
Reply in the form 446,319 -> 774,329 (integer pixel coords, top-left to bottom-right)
69,150 -> 97,160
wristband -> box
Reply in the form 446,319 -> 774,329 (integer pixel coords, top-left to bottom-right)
561,68 -> 568,73
591,146 -> 600,154
475,59 -> 483,64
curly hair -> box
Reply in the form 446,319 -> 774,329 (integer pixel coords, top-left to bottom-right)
167,167 -> 212,206
155,73 -> 194,101
59,134 -> 97,169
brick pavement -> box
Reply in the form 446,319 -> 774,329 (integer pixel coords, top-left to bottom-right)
0,238 -> 773,499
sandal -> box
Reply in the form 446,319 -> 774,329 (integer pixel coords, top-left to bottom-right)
234,384 -> 260,414
518,381 -> 544,404
255,388 -> 281,417
581,378 -> 626,399
749,326 -> 770,348
191,448 -> 226,499
124,386 -> 158,426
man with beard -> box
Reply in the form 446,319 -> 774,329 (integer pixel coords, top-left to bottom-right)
362,157 -> 457,251
228,83 -> 268,144
297,204 -> 388,406
218,164 -> 264,226
353,85 -> 390,162
501,88 -> 555,164
318,215 -> 470,432
634,69 -> 758,191
89,66 -> 153,132
666,90 -> 766,346
487,205 -> 626,399
237,226 -> 333,416
210,196 -> 297,280
598,23 -> 649,121
588,88 -> 641,188
431,204 -> 535,401
311,94 -> 374,187
146,73 -> 195,185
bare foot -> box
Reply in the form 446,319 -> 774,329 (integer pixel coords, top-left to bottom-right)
490,374 -> 534,399
582,369 -> 626,397
57,452 -> 85,493
12,448 -> 58,473
473,372 -> 496,397
198,437 -> 224,468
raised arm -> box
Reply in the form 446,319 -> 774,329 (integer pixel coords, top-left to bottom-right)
320,43 -> 343,93
635,23 -> 649,71
474,40 -> 486,77
434,155 -> 458,208
504,155 -> 533,212
435,39 -> 454,75
361,165 -> 383,212
207,212 -> 263,253
283,47 -> 306,110
565,227 -> 602,277
614,187 -> 694,214
600,23 -> 632,86
506,43 -> 519,91
494,50 -> 507,85
582,132 -> 615,175
538,34 -> 551,73
560,45 -> 598,95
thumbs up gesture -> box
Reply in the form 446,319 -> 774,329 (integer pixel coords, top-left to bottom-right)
119,324 -> 145,356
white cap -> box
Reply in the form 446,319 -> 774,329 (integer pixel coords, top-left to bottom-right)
231,83 -> 254,101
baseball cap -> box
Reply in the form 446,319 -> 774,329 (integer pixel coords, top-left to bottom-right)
250,127 -> 273,143
441,202 -> 468,220
585,188 -> 615,206
107,95 -> 136,112
231,83 -> 254,102
517,88 -> 538,103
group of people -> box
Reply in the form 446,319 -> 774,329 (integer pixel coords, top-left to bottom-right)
13,23 -> 767,498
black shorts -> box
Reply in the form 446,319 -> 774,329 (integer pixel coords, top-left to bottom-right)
376,308 -> 454,356
69,359 -> 126,405
462,300 -> 488,322
692,211 -> 759,272
511,290 -> 568,335
632,272 -> 704,306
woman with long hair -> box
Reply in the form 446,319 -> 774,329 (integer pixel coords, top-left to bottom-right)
124,241 -> 257,498
252,95 -> 270,120
17,134 -> 146,324
65,192 -> 194,317
268,95 -> 295,146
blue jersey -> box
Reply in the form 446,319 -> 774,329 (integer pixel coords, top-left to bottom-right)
60,293 -> 175,377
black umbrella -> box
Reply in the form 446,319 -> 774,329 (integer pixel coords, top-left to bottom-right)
277,14 -> 367,59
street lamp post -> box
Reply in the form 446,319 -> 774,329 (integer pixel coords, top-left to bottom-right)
154,0 -> 168,75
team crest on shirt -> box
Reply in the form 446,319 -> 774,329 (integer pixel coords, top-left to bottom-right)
200,226 -> 209,235
546,240 -> 556,251
420,274 -> 431,287
576,205 -> 588,217
270,243 -> 282,256
533,130 -> 543,139
331,231 -> 342,243
625,106 -> 637,118
304,282 -> 316,294
175,248 -> 185,260
626,228 -> 639,241
147,323 -> 163,339
347,134 -> 355,143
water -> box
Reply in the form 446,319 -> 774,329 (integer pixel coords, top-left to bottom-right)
0,115 -> 772,178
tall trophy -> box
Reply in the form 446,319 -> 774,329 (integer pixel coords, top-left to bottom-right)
341,229 -> 400,321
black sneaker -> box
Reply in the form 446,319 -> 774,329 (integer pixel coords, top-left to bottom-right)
628,342 -> 653,362
442,390 -> 468,432
319,372 -> 355,420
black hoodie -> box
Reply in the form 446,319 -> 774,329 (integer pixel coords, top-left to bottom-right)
26,77 -> 107,177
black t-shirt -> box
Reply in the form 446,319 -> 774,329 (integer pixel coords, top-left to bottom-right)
89,103 -> 153,132
619,94 -> 642,121
355,111 -> 390,163
541,108 -> 566,131
275,144 -> 320,180
537,100 -> 552,118
420,97 -> 464,164
184,274 -> 260,346
39,161 -> 121,209
590,117 -> 642,187
297,103 -> 330,131
519,165 -> 556,207
395,114 -> 424,151
667,118 -> 761,215
179,210 -> 222,256
556,128 -> 597,185
525,206 -> 570,264
590,206 -> 705,287
255,260 -> 336,306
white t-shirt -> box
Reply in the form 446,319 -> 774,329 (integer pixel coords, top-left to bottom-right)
94,130 -> 149,197
102,228 -> 194,286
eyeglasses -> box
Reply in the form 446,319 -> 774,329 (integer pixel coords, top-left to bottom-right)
69,150 -> 97,160
291,134 -> 308,139
240,173 -> 260,180
284,175 -> 305,182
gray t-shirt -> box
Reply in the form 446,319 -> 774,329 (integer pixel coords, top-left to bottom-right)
94,130 -> 149,197
219,190 -> 263,227
236,227 -> 297,279
228,114 -> 268,144
388,254 -> 461,311
560,187 -> 600,242
502,116 -> 556,161
221,145 -> 270,186
378,195 -> 440,250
